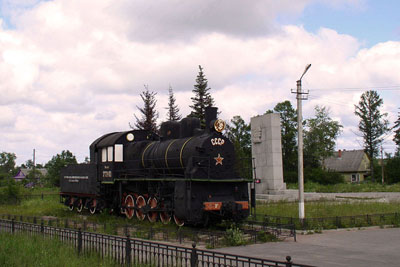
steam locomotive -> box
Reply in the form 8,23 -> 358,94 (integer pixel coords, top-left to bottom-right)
60,107 -> 251,226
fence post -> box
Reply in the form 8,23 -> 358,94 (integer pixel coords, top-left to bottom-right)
190,243 -> 198,267
77,228 -> 82,255
285,256 -> 292,267
11,219 -> 15,234
41,221 -> 44,234
336,216 -> 341,228
125,235 -> 131,267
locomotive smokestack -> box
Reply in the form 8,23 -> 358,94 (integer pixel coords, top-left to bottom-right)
205,107 -> 218,130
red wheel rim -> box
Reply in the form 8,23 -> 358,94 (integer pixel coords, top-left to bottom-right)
69,198 -> 74,211
160,212 -> 171,224
136,195 -> 146,221
125,195 -> 135,219
174,215 -> 184,227
159,201 -> 171,224
77,199 -> 83,213
147,197 -> 158,223
89,199 -> 97,214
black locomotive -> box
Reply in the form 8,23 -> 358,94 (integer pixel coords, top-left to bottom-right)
60,107 -> 251,226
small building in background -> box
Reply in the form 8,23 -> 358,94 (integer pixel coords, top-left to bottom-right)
323,149 -> 370,183
13,168 -> 48,183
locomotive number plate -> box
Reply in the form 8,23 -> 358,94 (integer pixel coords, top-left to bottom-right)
103,171 -> 112,178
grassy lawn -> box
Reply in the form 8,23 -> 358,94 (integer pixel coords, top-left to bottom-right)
0,232 -> 119,267
287,182 -> 400,193
256,201 -> 400,218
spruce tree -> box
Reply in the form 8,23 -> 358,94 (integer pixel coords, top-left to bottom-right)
354,90 -> 389,181
393,109 -> 400,156
166,85 -> 181,121
133,85 -> 159,132
190,65 -> 215,127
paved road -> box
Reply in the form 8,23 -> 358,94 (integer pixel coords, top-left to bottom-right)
216,227 -> 400,266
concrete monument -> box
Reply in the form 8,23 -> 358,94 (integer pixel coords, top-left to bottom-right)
251,113 -> 286,194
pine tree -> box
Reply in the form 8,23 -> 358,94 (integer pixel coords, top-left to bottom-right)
354,90 -> 389,181
132,85 -> 159,132
393,109 -> 400,156
165,85 -> 181,121
190,65 -> 215,127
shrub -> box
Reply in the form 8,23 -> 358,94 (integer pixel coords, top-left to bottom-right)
305,167 -> 344,185
283,170 -> 298,184
0,179 -> 27,204
386,157 -> 400,184
257,231 -> 278,242
224,226 -> 246,246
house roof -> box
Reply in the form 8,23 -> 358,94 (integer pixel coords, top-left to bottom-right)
14,168 -> 48,179
323,150 -> 369,173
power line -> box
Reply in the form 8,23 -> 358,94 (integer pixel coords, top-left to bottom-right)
309,86 -> 400,92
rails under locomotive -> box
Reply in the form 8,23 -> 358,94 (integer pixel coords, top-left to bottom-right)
60,107 -> 251,226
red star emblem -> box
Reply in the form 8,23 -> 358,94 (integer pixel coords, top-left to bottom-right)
214,153 -> 224,166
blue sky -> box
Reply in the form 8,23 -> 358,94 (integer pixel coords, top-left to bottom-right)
279,0 -> 400,47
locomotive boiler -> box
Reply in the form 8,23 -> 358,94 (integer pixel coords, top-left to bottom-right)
60,107 -> 251,226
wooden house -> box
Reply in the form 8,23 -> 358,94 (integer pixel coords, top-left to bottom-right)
323,149 -> 370,183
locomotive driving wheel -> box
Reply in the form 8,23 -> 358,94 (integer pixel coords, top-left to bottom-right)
125,194 -> 135,219
76,199 -> 83,213
147,197 -> 158,223
136,195 -> 146,221
159,201 -> 171,224
89,199 -> 97,214
173,215 -> 184,227
68,197 -> 75,211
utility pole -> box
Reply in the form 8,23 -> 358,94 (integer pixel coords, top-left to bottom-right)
381,146 -> 384,185
292,64 -> 311,222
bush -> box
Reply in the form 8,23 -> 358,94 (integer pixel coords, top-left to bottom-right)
0,179 -> 27,204
305,167 -> 344,185
283,170 -> 298,184
257,231 -> 278,242
224,226 -> 246,246
386,157 -> 400,184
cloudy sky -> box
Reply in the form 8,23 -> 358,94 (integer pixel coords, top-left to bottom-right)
0,0 -> 399,165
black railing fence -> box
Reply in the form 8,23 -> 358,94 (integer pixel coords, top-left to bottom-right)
258,212 -> 400,231
0,213 -> 296,248
0,218 -> 312,267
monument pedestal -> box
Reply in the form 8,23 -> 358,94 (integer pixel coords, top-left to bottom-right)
251,113 -> 286,194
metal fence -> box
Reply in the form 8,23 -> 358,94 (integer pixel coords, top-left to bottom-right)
260,212 -> 400,231
0,213 -> 296,247
0,218 -> 312,267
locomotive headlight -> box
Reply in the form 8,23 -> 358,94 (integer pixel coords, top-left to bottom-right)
214,119 -> 226,133
126,133 -> 134,142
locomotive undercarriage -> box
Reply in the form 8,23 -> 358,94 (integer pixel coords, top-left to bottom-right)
61,179 -> 249,227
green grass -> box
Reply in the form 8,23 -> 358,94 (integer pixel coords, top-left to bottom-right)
254,201 -> 400,230
0,232 -> 118,267
287,182 -> 400,193
256,201 -> 400,218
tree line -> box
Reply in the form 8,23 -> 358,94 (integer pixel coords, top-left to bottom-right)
1,65 -> 400,187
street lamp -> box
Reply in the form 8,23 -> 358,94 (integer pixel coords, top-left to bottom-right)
297,64 -> 311,221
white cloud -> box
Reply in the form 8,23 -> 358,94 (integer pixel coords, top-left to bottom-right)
0,0 -> 399,164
